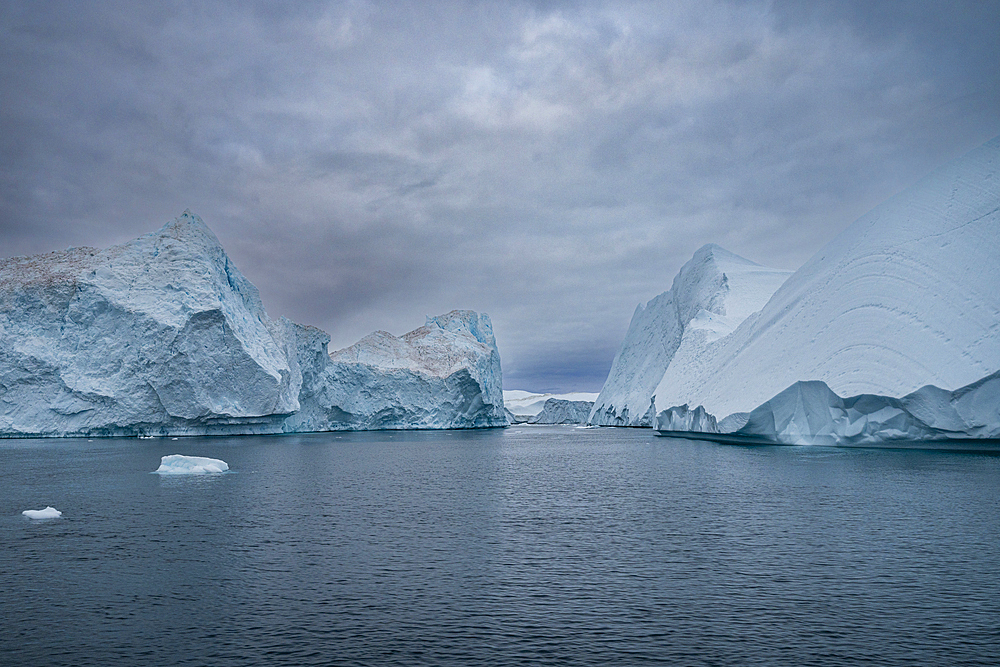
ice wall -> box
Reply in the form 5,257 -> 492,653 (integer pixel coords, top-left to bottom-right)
589,244 -> 791,426
654,136 -> 1000,422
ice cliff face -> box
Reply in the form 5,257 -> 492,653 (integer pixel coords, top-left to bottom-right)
282,310 -> 507,431
588,244 -> 792,426
0,212 -> 298,436
731,370 -> 1000,446
514,399 -> 594,424
653,136 -> 1000,424
0,212 -> 505,437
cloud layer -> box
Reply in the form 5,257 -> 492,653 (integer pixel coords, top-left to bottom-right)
2,0 -> 998,391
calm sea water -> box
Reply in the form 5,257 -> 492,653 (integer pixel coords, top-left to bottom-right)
2,426 -> 999,666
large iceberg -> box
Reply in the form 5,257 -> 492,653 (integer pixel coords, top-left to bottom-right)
711,369 -> 1000,446
0,212 -> 506,437
653,136 -> 1000,425
588,244 -> 791,426
282,310 -> 507,431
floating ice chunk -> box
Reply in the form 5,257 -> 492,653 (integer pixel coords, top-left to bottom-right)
23,506 -> 62,519
155,454 -> 229,475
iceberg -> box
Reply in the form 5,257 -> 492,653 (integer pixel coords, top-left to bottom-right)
527,399 -> 595,424
154,454 -> 230,474
589,244 -> 792,426
282,310 -> 507,431
653,136 -> 1000,423
0,212 -> 506,437
505,391 -> 598,424
22,506 -> 62,519
720,369 -> 1000,446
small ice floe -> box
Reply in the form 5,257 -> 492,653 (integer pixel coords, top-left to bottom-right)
23,506 -> 62,519
154,454 -> 229,475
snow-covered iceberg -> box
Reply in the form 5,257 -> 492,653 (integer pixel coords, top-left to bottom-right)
725,369 -> 1000,446
155,454 -> 230,474
22,506 -> 62,519
0,211 -> 506,437
589,244 -> 792,426
282,310 -> 507,431
653,136 -> 1000,424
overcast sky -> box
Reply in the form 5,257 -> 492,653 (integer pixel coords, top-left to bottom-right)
2,1 -> 998,392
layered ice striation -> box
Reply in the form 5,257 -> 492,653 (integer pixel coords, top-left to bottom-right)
653,136 -> 1000,425
0,212 -> 506,437
589,245 -> 792,426
155,454 -> 230,474
730,369 -> 1000,445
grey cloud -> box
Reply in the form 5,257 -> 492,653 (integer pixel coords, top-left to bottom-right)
2,0 -> 998,392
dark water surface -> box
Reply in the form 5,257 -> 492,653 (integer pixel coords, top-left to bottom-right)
2,426 -> 999,666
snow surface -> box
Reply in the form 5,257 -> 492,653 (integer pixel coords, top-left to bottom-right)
589,244 -> 792,426
0,212 -> 507,437
22,506 -> 61,519
155,454 -> 229,474
731,369 -> 1000,445
653,136 -> 1000,422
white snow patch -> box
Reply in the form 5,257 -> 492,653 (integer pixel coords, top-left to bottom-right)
155,454 -> 230,475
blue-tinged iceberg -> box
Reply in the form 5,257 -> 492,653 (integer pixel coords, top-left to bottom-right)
504,391 -> 598,424
717,369 -> 1000,446
653,136 -> 1000,427
588,244 -> 792,426
155,454 -> 230,474
0,212 -> 506,437
281,310 -> 507,431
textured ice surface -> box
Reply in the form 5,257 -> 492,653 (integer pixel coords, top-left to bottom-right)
654,136 -> 1000,420
505,391 -> 599,418
589,245 -> 791,426
655,405 -> 718,433
525,399 -> 595,424
22,506 -> 62,519
281,310 -> 507,431
155,454 -> 230,474
734,370 -> 1000,445
0,212 -> 506,437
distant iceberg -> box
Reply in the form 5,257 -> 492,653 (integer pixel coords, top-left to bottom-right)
505,391 -> 598,424
155,454 -> 230,474
22,506 -> 62,519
